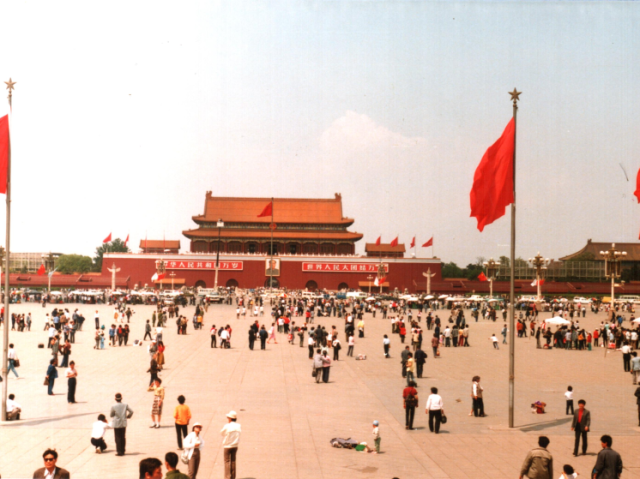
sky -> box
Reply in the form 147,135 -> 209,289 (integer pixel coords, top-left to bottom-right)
1,1 -> 639,265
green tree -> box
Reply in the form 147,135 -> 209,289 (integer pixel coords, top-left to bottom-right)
93,238 -> 130,272
442,262 -> 464,278
465,263 -> 485,281
57,254 -> 94,274
499,256 -> 510,268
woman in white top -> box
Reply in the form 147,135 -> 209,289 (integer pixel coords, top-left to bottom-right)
183,422 -> 205,479
7,343 -> 19,378
66,361 -> 78,404
425,387 -> 444,434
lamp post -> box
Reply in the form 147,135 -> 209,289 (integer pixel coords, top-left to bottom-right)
377,262 -> 386,294
42,252 -> 56,295
214,219 -> 224,290
367,275 -> 373,295
169,272 -> 176,291
600,243 -> 626,314
529,252 -> 550,302
483,258 -> 500,299
155,258 -> 166,291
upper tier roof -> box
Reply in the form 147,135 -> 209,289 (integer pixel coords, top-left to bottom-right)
193,192 -> 354,225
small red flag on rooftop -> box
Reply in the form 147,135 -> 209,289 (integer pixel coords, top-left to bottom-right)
478,272 -> 488,282
37,264 -> 45,276
124,234 -> 129,246
410,236 -> 415,248
389,236 -> 398,247
103,233 -> 112,243
422,237 -> 433,248
257,201 -> 272,218
375,236 -> 381,246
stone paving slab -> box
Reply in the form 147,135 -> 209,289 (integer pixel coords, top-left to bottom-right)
0,303 -> 638,478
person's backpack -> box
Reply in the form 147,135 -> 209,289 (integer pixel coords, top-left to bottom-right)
405,391 -> 418,408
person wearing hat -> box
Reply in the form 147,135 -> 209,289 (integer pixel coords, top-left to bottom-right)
221,411 -> 241,479
372,420 -> 381,454
183,422 -> 205,478
110,393 -> 134,456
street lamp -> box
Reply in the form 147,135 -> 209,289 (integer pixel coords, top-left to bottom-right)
41,252 -> 56,295
377,263 -> 386,294
528,252 -> 550,302
155,258 -> 166,291
214,219 -> 224,290
482,258 -> 500,299
0,246 -> 5,301
367,275 -> 373,295
169,272 -> 176,291
600,243 -> 627,312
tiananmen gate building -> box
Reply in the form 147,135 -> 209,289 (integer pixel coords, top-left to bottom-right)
102,192 -> 442,292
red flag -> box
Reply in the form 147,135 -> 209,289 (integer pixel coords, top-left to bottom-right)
257,201 -> 272,218
635,167 -> 640,203
375,236 -> 381,246
478,272 -> 488,282
390,236 -> 398,247
37,264 -> 45,276
470,118 -> 515,232
124,234 -> 129,246
410,236 -> 415,248
422,237 -> 433,248
103,233 -> 112,243
0,115 -> 9,195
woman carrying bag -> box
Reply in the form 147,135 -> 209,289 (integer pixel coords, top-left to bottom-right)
182,422 -> 205,478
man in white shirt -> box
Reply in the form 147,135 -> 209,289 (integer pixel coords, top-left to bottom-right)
425,387 -> 444,434
622,342 -> 632,372
220,328 -> 230,349
91,414 -> 112,453
6,394 -> 21,420
221,411 -> 241,479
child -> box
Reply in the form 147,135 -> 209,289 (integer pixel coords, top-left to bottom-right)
372,420 -> 380,454
560,464 -> 578,479
565,386 -> 574,415
490,334 -> 499,349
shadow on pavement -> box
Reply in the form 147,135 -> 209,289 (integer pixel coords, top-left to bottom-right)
519,417 -> 572,432
3,412 -> 99,427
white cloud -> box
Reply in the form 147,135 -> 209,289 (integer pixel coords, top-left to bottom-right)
320,110 -> 425,151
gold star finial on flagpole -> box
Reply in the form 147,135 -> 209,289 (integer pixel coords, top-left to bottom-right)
509,88 -> 521,105
5,78 -> 16,105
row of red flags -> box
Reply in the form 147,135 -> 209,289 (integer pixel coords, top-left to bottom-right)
102,233 -> 128,245
375,236 -> 433,248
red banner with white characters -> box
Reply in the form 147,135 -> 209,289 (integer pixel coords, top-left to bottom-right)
302,262 -> 388,273
166,260 -> 243,270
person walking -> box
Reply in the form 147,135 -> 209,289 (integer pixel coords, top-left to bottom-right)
425,387 -> 444,434
431,334 -> 439,358
144,320 -> 153,341
332,336 -> 341,361
150,378 -> 165,428
46,359 -> 58,396
519,436 -> 553,479
631,352 -> 640,385
347,334 -> 355,357
571,399 -> 591,456
322,351 -> 332,383
174,395 -> 192,450
183,422 -> 205,479
148,353 -> 160,389
400,346 -> 410,378
313,349 -> 323,383
221,411 -> 241,479
415,347 -> 427,378
405,353 -> 416,386
33,449 -> 70,479
472,376 -> 485,417
259,325 -> 268,350
7,343 -> 19,378
635,385 -> 640,427
403,381 -> 418,430
592,435 -> 622,479
383,335 -> 391,358
91,414 -> 112,453
110,392 -> 134,456
66,361 -> 78,403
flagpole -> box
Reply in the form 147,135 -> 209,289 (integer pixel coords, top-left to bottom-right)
269,197 -> 273,293
508,88 -> 521,429
2,78 -> 14,422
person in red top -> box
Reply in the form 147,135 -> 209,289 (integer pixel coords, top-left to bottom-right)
403,381 -> 419,430
399,324 -> 407,344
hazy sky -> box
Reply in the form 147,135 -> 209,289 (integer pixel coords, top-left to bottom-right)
1,1 -> 639,265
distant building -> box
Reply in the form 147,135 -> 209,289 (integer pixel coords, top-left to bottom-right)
9,252 -> 62,273
139,240 -> 181,255
365,243 -> 406,258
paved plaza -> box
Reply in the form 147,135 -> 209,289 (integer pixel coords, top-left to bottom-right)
1,302 -> 639,479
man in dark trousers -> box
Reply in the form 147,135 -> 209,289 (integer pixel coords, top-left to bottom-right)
259,325 -> 268,350
415,347 -> 427,378
571,399 -> 591,456
635,386 -> 640,427
110,393 -> 134,456
592,435 -> 622,479
400,346 -> 411,378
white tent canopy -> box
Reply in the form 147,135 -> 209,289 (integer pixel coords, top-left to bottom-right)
545,316 -> 571,325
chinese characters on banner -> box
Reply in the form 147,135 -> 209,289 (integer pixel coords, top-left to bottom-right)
302,262 -> 389,273
166,261 -> 243,271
